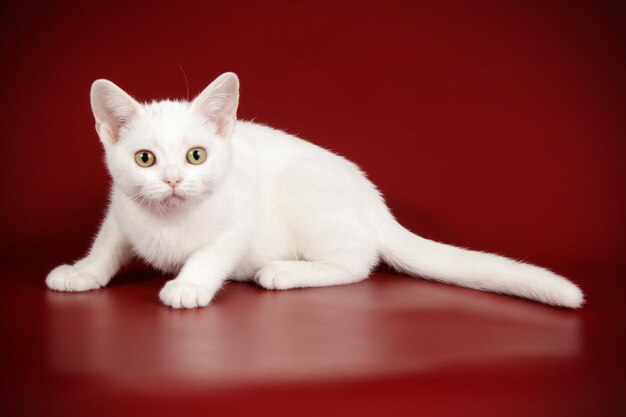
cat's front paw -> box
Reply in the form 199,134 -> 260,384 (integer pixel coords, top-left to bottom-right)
159,280 -> 214,309
46,264 -> 108,292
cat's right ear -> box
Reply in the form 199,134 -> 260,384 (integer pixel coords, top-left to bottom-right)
90,80 -> 143,145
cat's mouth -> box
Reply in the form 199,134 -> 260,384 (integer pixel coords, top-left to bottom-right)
164,193 -> 184,202
159,194 -> 186,209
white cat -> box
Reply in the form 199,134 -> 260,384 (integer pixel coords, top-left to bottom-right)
45,72 -> 584,309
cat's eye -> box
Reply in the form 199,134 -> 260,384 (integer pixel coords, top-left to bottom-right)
187,147 -> 207,165
134,150 -> 156,167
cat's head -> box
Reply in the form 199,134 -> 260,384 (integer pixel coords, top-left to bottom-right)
90,72 -> 239,212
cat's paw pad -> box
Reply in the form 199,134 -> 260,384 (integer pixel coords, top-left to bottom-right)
255,263 -> 293,290
159,280 -> 213,309
46,264 -> 107,292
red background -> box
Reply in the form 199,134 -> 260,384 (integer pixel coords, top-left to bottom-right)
1,0 -> 624,268
1,1 -> 625,416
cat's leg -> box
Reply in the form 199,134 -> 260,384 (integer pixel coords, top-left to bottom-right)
255,245 -> 379,290
159,231 -> 246,309
46,213 -> 130,292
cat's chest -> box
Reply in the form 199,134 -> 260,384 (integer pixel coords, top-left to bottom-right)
118,214 -> 211,273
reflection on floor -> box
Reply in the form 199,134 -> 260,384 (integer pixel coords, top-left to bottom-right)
1,264 -> 624,417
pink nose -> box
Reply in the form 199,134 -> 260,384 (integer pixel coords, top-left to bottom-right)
163,178 -> 182,188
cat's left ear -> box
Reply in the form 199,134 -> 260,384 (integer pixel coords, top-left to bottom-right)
191,72 -> 239,138
90,80 -> 143,145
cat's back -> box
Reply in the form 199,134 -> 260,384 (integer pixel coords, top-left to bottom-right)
231,120 -> 363,177
232,120 -> 323,161
230,120 -> 385,221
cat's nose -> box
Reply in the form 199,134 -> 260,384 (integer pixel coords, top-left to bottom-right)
163,178 -> 182,188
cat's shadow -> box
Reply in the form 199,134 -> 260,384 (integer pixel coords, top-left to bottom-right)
107,263 -> 170,288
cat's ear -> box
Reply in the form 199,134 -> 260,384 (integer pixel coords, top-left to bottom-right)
90,80 -> 143,145
190,72 -> 239,138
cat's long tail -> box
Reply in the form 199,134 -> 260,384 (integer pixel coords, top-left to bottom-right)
377,217 -> 584,308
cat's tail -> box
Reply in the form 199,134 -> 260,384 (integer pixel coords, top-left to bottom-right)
376,217 -> 584,308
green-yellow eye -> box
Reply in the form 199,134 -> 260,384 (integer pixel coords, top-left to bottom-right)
187,147 -> 207,165
134,150 -> 156,167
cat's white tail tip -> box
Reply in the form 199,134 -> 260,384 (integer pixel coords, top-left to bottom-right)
502,271 -> 585,309
554,282 -> 585,309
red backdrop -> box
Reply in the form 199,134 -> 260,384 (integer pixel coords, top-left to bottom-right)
1,0 -> 624,271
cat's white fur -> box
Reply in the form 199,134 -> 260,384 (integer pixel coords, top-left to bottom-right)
46,72 -> 584,309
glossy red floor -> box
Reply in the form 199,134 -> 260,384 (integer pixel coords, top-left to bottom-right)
1,262 -> 624,417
